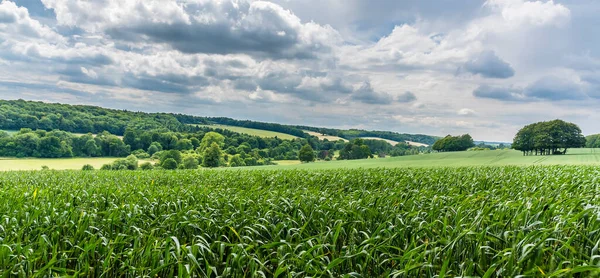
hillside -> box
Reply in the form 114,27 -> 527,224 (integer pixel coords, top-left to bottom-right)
0,99 -> 437,145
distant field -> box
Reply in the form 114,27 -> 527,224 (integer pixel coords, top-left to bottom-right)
0,157 -> 153,171
303,130 -> 348,142
360,137 -> 400,146
193,124 -> 298,140
0,129 -> 18,135
249,148 -> 600,170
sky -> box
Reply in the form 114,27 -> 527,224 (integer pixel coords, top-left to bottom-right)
1,0 -> 599,141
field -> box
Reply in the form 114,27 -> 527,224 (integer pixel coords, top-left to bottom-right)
360,136 -> 400,145
2,167 -> 600,276
194,124 -> 298,140
265,148 -> 600,170
303,130 -> 348,142
0,157 -> 152,171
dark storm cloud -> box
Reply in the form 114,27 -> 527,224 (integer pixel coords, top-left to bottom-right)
463,51 -> 515,79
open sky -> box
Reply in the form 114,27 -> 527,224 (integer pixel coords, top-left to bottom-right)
1,0 -> 598,141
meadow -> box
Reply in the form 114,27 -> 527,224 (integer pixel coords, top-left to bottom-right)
194,124 -> 298,140
1,166 -> 600,276
267,148 -> 600,170
0,158 -> 155,171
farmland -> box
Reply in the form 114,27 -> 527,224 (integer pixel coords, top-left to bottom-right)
0,157 -> 153,171
1,166 -> 600,276
268,148 -> 600,169
194,124 -> 298,140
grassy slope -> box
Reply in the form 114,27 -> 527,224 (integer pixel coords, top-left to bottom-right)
262,148 -> 600,170
303,130 -> 348,142
0,157 -> 154,171
194,124 -> 298,140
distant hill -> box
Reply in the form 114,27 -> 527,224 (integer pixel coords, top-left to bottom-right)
0,99 -> 438,145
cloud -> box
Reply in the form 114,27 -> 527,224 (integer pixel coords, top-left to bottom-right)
524,76 -> 586,100
458,108 -> 477,116
472,85 -> 524,101
350,82 -> 394,104
42,0 -> 340,59
462,51 -> 515,78
396,91 -> 417,103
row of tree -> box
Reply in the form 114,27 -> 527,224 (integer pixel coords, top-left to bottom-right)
512,119 -> 585,155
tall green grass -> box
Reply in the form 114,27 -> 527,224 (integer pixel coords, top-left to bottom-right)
1,166 -> 600,276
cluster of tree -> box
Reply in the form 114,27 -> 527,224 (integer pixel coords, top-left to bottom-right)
0,129 -> 128,158
512,119 -> 585,155
468,142 -> 510,151
432,134 -> 474,152
586,134 -> 600,148
339,139 -> 373,160
0,99 -> 189,135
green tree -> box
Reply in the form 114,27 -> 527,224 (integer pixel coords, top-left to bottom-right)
140,162 -> 154,170
203,142 -> 222,168
182,156 -> 199,169
199,132 -> 225,151
175,139 -> 194,151
229,154 -> 246,167
299,144 -> 315,162
147,142 -> 162,155
82,164 -> 94,171
162,158 -> 178,170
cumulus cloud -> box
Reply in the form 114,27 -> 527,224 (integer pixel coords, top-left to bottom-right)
462,51 -> 515,78
350,82 -> 395,104
41,0 -> 340,59
524,76 -> 586,101
473,85 -> 524,101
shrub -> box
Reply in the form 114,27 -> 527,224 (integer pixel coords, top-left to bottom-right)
162,158 -> 178,170
81,164 -> 95,171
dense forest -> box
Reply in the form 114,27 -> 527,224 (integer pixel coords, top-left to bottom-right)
0,100 -> 427,168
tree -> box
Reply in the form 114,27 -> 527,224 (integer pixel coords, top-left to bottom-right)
513,119 -> 585,155
82,164 -> 94,171
229,154 -> 246,167
199,132 -> 225,151
147,142 -> 162,155
299,144 -> 315,162
140,162 -> 154,170
175,139 -> 194,151
203,142 -> 222,168
432,134 -> 474,152
182,156 -> 199,169
162,158 -> 178,170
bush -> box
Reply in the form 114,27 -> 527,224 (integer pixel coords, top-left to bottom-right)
132,149 -> 150,159
140,162 -> 154,170
162,158 -> 178,170
82,164 -> 95,171
182,156 -> 199,169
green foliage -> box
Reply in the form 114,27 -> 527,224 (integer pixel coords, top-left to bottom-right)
229,154 -> 246,167
182,156 -> 199,169
158,150 -> 183,168
199,132 -> 225,151
338,139 -> 372,160
2,167 -> 600,276
586,134 -> 600,148
202,142 -> 222,168
513,119 -> 586,155
139,162 -> 154,170
432,134 -> 474,152
81,164 -> 94,171
161,158 -> 178,170
298,144 -> 315,162
101,155 -> 138,170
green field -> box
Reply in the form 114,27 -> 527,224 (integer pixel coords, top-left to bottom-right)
0,157 -> 153,171
193,124 -> 298,140
267,148 -> 600,170
2,167 -> 600,276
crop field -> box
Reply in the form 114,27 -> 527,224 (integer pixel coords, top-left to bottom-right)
193,124 -> 298,140
0,158 -> 153,171
1,166 -> 600,276
261,148 -> 600,170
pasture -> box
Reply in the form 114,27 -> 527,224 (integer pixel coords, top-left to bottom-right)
0,157 -> 153,171
194,124 -> 298,140
268,148 -> 600,170
303,130 -> 348,142
1,166 -> 600,276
